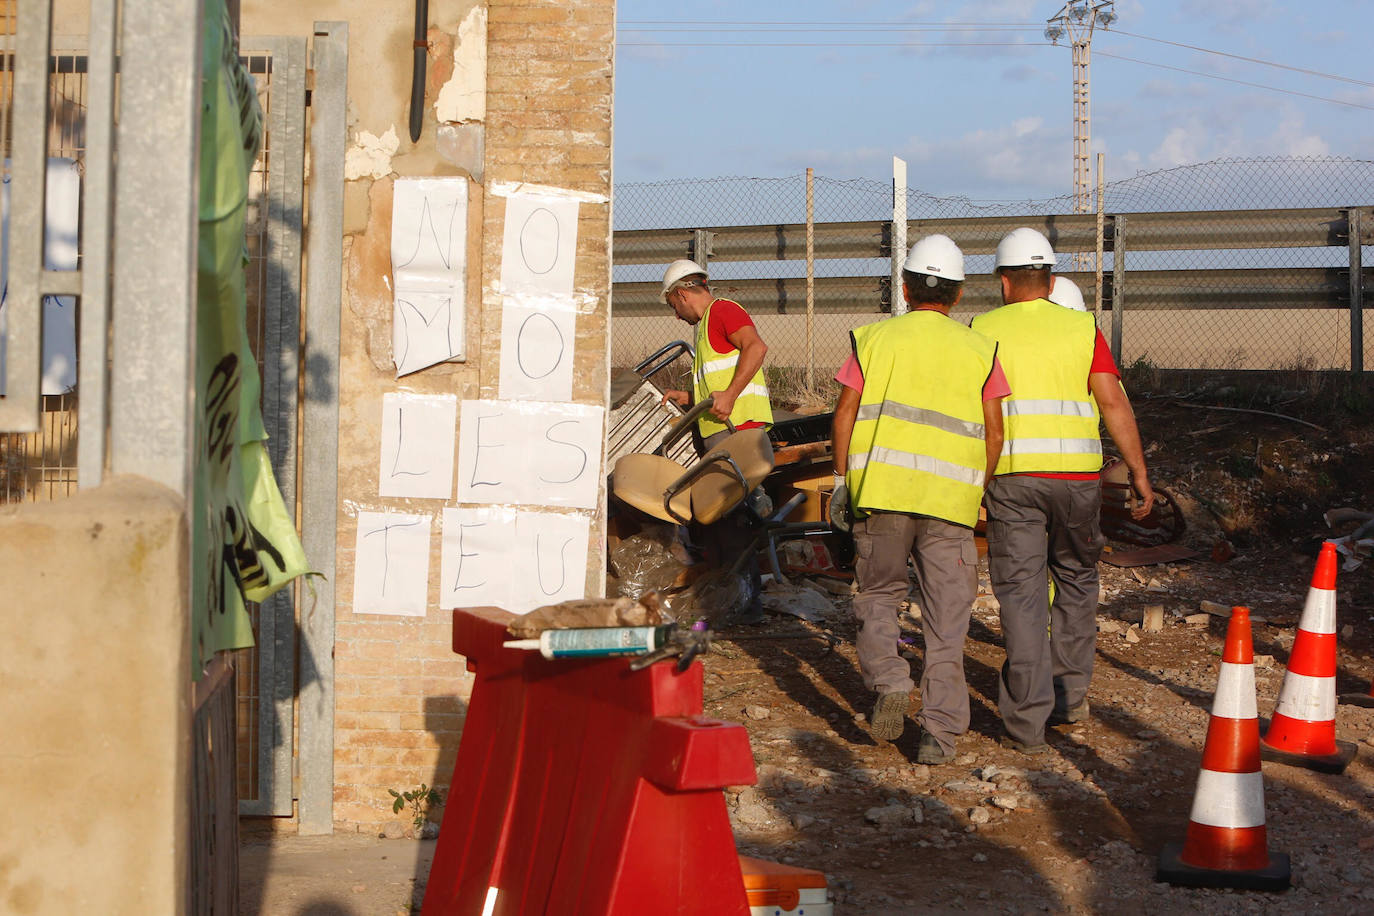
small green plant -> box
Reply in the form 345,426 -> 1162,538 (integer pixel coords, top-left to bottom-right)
389,784 -> 443,833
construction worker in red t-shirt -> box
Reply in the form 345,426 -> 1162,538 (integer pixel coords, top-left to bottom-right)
971,228 -> 1155,755
659,259 -> 774,449
659,260 -> 774,620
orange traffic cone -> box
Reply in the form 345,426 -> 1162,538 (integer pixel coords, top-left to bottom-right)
1260,541 -> 1359,773
1157,607 -> 1290,891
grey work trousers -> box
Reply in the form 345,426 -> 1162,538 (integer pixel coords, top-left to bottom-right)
852,511 -> 978,754
984,475 -> 1105,745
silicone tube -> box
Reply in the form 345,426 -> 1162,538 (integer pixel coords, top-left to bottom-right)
504,625 -> 673,660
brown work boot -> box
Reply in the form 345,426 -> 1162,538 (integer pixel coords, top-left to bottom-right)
1048,700 -> 1090,726
870,692 -> 909,741
1000,736 -> 1050,756
916,731 -> 954,765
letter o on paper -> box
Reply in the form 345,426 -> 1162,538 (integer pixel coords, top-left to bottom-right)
518,207 -> 560,275
516,312 -> 564,380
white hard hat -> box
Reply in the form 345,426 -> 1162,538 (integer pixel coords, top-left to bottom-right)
661,259 -> 707,302
994,227 -> 1056,270
902,234 -> 965,282
1048,276 -> 1086,311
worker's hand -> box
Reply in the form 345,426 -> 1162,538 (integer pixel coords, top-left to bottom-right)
1130,474 -> 1156,520
828,474 -> 851,533
708,389 -> 737,421
661,389 -> 690,408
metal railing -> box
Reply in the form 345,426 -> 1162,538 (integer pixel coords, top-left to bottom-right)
611,165 -> 1374,384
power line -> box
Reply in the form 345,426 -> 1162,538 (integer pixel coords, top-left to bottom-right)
1097,51 -> 1374,112
622,19 -> 1372,90
620,26 -> 1041,33
619,20 -> 1039,27
1111,29 -> 1374,89
617,42 -> 1043,48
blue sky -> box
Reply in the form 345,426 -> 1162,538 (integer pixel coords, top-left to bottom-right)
613,0 -> 1374,202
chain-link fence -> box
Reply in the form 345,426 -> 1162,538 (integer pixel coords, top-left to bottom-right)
612,157 -> 1374,406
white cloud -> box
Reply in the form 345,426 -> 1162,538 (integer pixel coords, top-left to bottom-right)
1148,125 -> 1205,169
1265,115 -> 1330,157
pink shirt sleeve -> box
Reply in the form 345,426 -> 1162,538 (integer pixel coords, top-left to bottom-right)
835,353 -> 864,392
983,357 -> 1011,401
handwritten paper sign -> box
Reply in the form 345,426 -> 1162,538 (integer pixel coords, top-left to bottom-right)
352,511 -> 431,617
439,506 -> 590,613
498,192 -> 578,298
391,177 -> 467,375
378,392 -> 457,499
455,399 -> 603,509
497,296 -> 577,402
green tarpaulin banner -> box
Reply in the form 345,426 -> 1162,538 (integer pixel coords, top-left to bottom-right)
192,0 -> 310,676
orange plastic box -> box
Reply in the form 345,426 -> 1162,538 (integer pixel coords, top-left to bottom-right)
740,856 -> 833,916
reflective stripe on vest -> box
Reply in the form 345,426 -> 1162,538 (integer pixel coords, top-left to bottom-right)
692,299 -> 773,438
850,447 -> 986,487
971,299 -> 1102,475
846,310 -> 996,528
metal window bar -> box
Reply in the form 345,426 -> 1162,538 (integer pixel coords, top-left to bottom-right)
0,34 -> 98,501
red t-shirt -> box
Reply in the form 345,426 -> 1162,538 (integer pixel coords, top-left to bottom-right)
704,299 -> 765,430
705,299 -> 754,354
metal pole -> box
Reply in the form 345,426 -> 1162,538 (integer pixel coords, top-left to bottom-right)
692,229 -> 713,269
1350,207 -> 1364,376
805,168 -> 815,389
109,0 -> 203,494
78,0 -> 120,487
1111,214 -> 1125,365
299,20 -> 348,837
0,0 -> 53,433
1095,152 -> 1105,319
891,156 -> 907,315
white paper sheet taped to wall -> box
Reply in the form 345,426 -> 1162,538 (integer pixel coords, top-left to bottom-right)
352,510 -> 432,617
455,399 -> 604,510
497,295 -> 578,402
439,506 -> 591,613
391,177 -> 468,376
378,392 -> 458,499
497,191 -> 579,299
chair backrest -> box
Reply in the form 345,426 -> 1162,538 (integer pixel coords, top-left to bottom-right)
690,428 -> 774,525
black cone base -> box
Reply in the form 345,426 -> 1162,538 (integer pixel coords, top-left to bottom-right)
1259,737 -> 1358,775
1156,843 -> 1291,892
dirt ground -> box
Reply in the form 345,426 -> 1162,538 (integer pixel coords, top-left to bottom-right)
705,387 -> 1374,914
241,380 -> 1374,914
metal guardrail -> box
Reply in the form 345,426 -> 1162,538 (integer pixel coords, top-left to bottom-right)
612,207 -> 1373,265
611,205 -> 1373,371
611,267 -> 1374,317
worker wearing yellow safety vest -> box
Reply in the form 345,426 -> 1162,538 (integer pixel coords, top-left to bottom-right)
660,259 -> 774,444
970,228 -> 1155,755
660,259 -> 775,620
829,235 -> 1008,764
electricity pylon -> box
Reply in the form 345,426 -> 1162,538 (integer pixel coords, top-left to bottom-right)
1045,2 -> 1117,215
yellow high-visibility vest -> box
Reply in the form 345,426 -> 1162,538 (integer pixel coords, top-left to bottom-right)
846,311 -> 996,528
692,299 -> 773,438
971,298 -> 1103,475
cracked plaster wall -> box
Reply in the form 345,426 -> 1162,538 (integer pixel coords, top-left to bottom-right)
238,1 -> 615,831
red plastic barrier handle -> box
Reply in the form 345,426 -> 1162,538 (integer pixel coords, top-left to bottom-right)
643,716 -> 758,791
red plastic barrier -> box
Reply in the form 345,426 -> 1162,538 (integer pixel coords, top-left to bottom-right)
422,607 -> 757,915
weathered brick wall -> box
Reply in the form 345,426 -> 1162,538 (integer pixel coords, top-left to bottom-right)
325,0 -> 612,833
